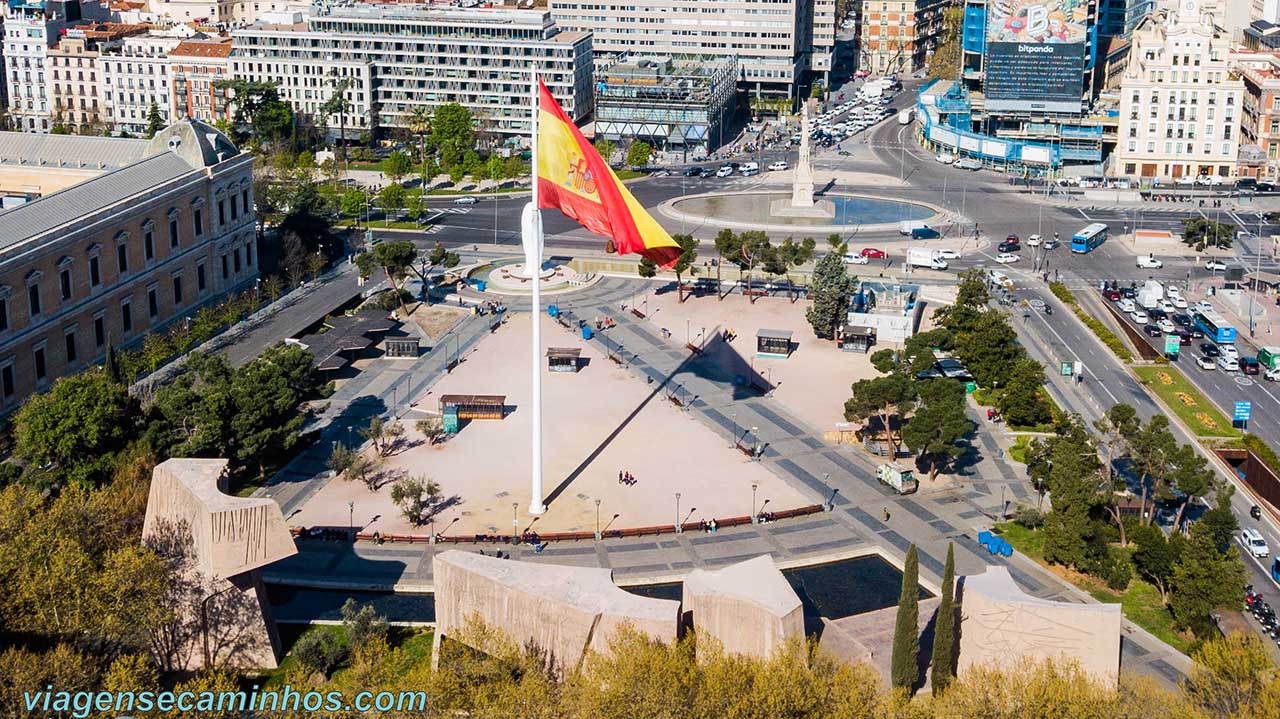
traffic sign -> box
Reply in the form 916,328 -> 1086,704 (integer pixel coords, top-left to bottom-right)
1234,401 -> 1253,422
1164,335 -> 1180,355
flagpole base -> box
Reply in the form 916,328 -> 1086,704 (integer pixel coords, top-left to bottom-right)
528,501 -> 547,515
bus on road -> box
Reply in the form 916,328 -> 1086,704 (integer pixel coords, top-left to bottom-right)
1193,309 -> 1238,344
1071,223 -> 1108,253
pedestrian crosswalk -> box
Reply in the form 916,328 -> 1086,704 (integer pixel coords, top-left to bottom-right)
424,225 -> 444,235
439,206 -> 473,214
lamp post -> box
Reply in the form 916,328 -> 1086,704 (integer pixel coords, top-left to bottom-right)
730,411 -> 738,448
595,498 -> 602,540
749,426 -> 759,459
700,326 -> 706,351
751,482 -> 759,523
675,492 -> 682,534
512,501 -> 519,543
347,501 -> 354,540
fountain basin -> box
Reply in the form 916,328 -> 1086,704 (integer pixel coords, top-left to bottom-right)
663,192 -> 938,233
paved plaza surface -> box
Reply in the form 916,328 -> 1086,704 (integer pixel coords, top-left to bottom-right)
290,311 -> 807,536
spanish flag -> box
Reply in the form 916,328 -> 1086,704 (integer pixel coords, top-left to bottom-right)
536,80 -> 682,268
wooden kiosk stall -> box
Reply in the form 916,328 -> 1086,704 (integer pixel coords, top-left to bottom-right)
438,394 -> 506,433
755,329 -> 794,358
546,347 -> 582,373
839,325 -> 876,353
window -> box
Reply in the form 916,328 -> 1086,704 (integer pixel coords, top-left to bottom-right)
93,313 -> 104,347
117,241 -> 128,274
221,254 -> 229,280
89,255 -> 101,287
242,189 -> 250,215
197,261 -> 207,292
147,286 -> 158,318
28,283 -> 40,316
245,241 -> 253,267
59,268 -> 71,300
169,217 -> 179,248
0,297 -> 7,332
33,346 -> 46,381
144,228 -> 154,261
233,247 -> 242,273
1,362 -> 13,398
121,299 -> 132,333
64,328 -> 76,364
218,198 -> 226,226
193,208 -> 203,237
230,197 -> 237,220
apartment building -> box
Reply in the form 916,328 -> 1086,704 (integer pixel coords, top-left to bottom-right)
100,33 -> 180,135
49,22 -> 147,133
148,0 -> 309,24
0,119 -> 256,409
230,4 -> 593,140
1233,48 -> 1280,179
548,0 -> 817,99
859,0 -> 950,76
4,1 -> 77,133
168,37 -> 231,123
1114,2 -> 1243,179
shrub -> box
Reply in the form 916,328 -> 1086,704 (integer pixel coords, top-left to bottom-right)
292,630 -> 344,677
1014,506 -> 1045,529
1242,433 -> 1280,478
1105,555 -> 1133,591
1071,306 -> 1134,363
1049,282 -> 1077,305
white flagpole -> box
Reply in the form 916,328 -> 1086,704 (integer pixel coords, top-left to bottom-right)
526,67 -> 547,516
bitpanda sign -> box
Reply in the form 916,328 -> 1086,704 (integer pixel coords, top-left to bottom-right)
984,0 -> 1090,113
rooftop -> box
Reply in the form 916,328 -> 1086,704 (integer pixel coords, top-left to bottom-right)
170,38 -> 233,58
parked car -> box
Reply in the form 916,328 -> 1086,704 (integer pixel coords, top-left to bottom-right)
1241,528 -> 1271,558
995,253 -> 1020,264
936,152 -> 956,164
1204,259 -> 1228,272
843,252 -> 870,265
861,247 -> 886,258
1026,234 -> 1042,246
1197,355 -> 1216,370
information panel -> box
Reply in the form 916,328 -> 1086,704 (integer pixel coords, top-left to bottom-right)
984,1 -> 1089,113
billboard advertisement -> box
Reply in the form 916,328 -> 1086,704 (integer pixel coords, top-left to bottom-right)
984,0 -> 1090,113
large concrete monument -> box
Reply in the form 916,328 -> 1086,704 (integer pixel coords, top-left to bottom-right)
683,555 -> 803,658
433,550 -> 679,670
958,567 -> 1122,686
142,458 -> 297,670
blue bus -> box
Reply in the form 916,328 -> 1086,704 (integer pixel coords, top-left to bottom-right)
1193,309 -> 1237,344
1071,223 -> 1108,253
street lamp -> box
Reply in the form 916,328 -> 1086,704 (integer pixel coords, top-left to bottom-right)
347,501 -> 354,540
512,501 -> 519,543
751,482 -> 759,523
675,492 -> 683,534
730,412 -> 738,448
594,498 -> 602,540
749,426 -> 759,458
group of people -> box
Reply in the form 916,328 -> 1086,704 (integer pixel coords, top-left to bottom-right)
756,511 -> 777,524
618,470 -> 637,486
594,316 -> 617,330
721,328 -> 738,342
698,518 -> 720,533
985,408 -> 1003,423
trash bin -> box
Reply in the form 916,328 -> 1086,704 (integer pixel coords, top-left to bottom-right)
581,326 -> 593,340
474,280 -> 487,292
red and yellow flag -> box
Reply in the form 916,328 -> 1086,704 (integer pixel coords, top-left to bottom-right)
536,80 -> 681,268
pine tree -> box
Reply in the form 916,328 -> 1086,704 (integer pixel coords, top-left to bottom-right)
930,543 -> 956,695
145,102 -> 165,138
805,250 -> 855,339
891,544 -> 920,691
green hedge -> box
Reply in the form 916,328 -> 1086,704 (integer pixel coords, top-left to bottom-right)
1071,307 -> 1133,363
1049,281 -> 1077,305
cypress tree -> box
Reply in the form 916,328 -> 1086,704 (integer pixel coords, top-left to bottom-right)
930,542 -> 957,695
891,544 -> 920,691
103,333 -> 120,384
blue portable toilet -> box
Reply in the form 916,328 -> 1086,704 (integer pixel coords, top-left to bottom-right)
987,539 -> 1000,555
999,540 -> 1013,557
474,279 -> 487,292
548,304 -> 559,317
582,325 -> 593,340
977,530 -> 992,545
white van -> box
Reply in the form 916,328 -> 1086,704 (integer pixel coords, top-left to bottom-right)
740,161 -> 760,173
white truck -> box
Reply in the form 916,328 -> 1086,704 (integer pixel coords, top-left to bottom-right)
877,464 -> 919,495
907,247 -> 948,270
1136,279 -> 1165,310
859,82 -> 885,101
898,219 -> 929,235
897,108 -> 914,125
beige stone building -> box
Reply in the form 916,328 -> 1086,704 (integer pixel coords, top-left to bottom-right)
49,23 -> 148,134
168,37 -> 232,124
1114,1 -> 1244,180
859,0 -> 950,76
0,120 -> 256,410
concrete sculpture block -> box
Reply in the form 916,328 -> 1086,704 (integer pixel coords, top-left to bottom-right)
683,555 -> 804,658
433,550 -> 679,669
958,566 -> 1121,686
142,458 -> 297,670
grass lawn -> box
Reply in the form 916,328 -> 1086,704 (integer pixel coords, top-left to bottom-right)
615,169 -> 649,180
1132,366 -> 1239,438
995,523 -> 1194,654
1008,435 -> 1035,465
426,186 -> 527,196
337,220 -> 428,231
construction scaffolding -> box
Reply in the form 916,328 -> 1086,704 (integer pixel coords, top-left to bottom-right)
594,54 -> 739,154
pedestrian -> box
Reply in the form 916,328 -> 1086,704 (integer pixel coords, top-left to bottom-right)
619,470 -> 624,484
882,507 -> 890,522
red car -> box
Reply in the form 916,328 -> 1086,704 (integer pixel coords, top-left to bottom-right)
1104,288 -> 1122,301
860,247 -> 886,258
1005,234 -> 1019,243
854,70 -> 870,78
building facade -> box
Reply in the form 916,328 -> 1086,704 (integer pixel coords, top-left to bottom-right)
231,5 -> 593,142
859,0 -> 950,76
100,33 -> 181,135
0,120 -> 256,410
1233,49 -> 1280,179
4,1 -> 74,133
548,0 -> 814,101
594,55 -> 739,157
1114,2 -> 1243,179
168,37 -> 231,123
49,22 -> 147,133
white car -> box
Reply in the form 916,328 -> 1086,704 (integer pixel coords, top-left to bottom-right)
843,253 -> 870,265
1205,259 -> 1228,272
995,253 -> 1020,264
716,166 -> 734,178
936,153 -> 956,164
1241,528 -> 1271,558
1026,234 -> 1042,247
1172,296 -> 1189,309
1220,344 -> 1239,360
1218,356 -> 1240,372
1166,286 -> 1182,300
936,249 -> 962,260
1194,300 -> 1214,313
1159,300 -> 1177,314
1136,254 -> 1163,269
1266,367 -> 1280,382
1175,176 -> 1197,186
1197,355 -> 1216,370
768,161 -> 789,171
1158,319 -> 1177,334
453,195 -> 479,205
1130,310 -> 1149,323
